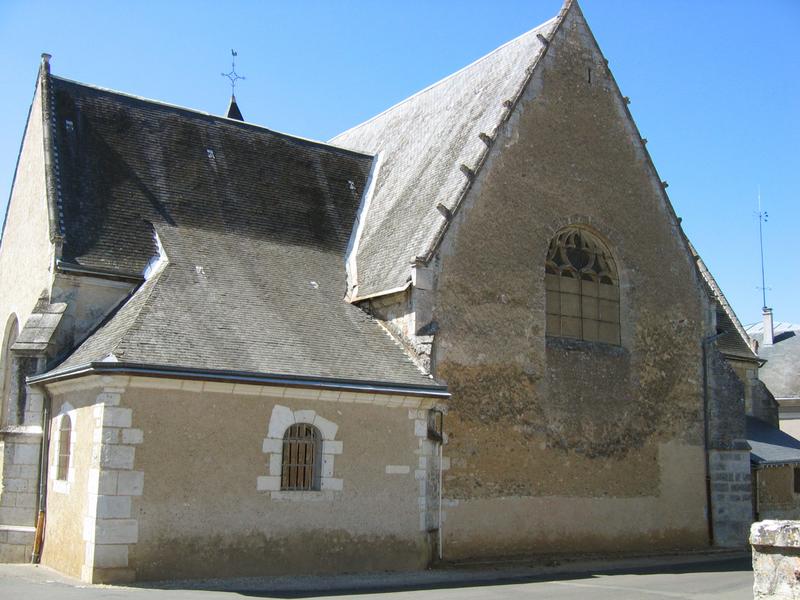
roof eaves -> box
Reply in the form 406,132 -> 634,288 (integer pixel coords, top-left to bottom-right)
693,248 -> 756,359
28,361 -> 451,399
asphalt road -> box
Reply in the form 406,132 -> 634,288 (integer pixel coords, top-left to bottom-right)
0,555 -> 753,600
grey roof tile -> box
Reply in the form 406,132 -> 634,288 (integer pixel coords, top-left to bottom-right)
749,326 -> 800,400
329,18 -> 557,299
44,78 -> 436,388
748,416 -> 800,466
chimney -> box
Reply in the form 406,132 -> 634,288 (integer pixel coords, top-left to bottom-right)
762,307 -> 774,346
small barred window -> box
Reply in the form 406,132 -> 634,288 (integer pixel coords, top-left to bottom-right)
281,423 -> 321,491
545,228 -> 620,344
57,414 -> 72,481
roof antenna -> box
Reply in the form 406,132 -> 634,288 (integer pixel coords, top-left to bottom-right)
757,185 -> 775,347
221,49 -> 245,121
756,185 -> 770,310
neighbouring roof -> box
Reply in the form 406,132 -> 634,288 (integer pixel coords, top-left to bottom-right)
746,321 -> 800,400
41,76 -> 438,390
748,416 -> 800,466
329,15 -> 559,299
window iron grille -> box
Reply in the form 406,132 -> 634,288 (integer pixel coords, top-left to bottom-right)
281,423 -> 321,491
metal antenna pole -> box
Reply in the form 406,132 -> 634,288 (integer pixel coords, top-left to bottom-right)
757,186 -> 769,310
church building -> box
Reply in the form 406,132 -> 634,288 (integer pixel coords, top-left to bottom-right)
0,0 -> 755,583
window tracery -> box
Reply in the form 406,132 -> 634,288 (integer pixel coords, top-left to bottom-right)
545,227 -> 620,344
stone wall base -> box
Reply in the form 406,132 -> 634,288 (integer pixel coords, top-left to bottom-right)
81,565 -> 135,584
0,525 -> 34,562
709,449 -> 752,547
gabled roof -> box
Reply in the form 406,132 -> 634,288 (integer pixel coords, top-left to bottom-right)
329,12 -> 562,299
38,76 -> 441,391
747,416 -> 800,466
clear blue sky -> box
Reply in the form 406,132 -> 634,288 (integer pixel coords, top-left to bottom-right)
1,0 -> 797,326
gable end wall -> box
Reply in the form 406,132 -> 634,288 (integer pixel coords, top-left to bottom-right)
396,2 -> 726,557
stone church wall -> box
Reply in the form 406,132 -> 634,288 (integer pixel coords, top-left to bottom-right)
0,74 -> 55,561
371,3 -> 722,557
41,376 -> 442,583
0,76 -> 53,363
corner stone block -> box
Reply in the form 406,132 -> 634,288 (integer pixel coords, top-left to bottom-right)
257,476 -> 281,491
13,444 -> 40,466
93,519 -> 138,544
267,405 -> 295,438
313,415 -> 338,440
121,429 -> 143,445
320,477 -> 343,491
96,495 -> 132,519
116,471 -> 144,496
103,408 -> 132,429
262,438 -> 283,454
98,428 -> 121,444
322,440 -> 342,455
93,544 -> 129,568
321,454 -> 335,477
95,392 -> 121,406
100,445 -> 135,470
26,393 -> 44,413
269,453 -> 282,477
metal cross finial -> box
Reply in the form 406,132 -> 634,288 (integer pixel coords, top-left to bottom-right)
221,49 -> 245,96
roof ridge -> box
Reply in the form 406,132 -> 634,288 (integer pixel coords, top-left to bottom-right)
329,16 -> 558,143
50,75 -> 374,160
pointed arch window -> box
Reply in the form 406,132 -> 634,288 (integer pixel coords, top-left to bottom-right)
545,227 -> 620,344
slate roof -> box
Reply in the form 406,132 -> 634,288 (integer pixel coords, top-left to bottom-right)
329,16 -> 559,299
747,416 -> 800,466
42,76 -> 439,389
747,322 -> 800,400
691,246 -> 756,360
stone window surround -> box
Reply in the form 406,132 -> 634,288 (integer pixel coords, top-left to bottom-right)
258,404 -> 342,500
52,403 -> 76,494
0,314 -> 19,426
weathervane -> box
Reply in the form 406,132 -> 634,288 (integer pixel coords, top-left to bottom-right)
221,49 -> 245,96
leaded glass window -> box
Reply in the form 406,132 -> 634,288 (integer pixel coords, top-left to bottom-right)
545,228 -> 620,344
